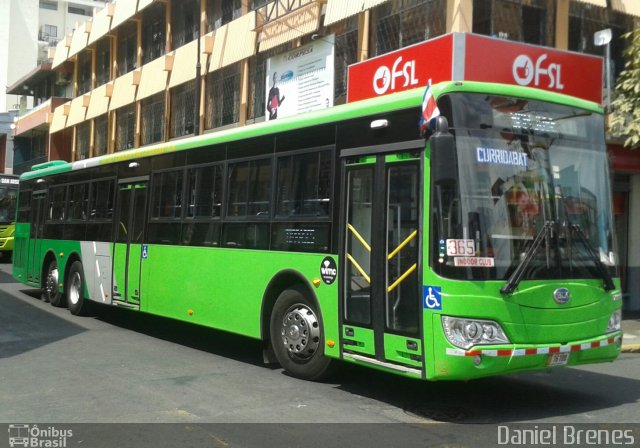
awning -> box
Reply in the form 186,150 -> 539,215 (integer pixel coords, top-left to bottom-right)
137,0 -> 160,12
109,71 -> 138,111
65,95 -> 88,128
51,38 -> 70,70
209,11 -> 257,72
49,102 -> 69,134
571,0 -> 607,7
611,0 -> 640,17
86,84 -> 111,120
88,3 -> 114,46
139,55 -> 170,98
323,0 -> 390,26
168,39 -> 198,88
111,0 -> 138,30
259,3 -> 321,52
68,22 -> 91,59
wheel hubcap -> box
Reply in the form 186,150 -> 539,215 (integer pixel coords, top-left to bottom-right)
281,305 -> 320,359
45,267 -> 58,300
69,272 -> 81,305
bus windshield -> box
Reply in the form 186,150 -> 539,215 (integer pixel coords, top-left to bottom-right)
0,185 -> 17,224
433,93 -> 616,283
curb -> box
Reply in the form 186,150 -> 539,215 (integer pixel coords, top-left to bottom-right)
621,344 -> 640,354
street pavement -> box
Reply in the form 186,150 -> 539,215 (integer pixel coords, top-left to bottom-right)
622,310 -> 640,353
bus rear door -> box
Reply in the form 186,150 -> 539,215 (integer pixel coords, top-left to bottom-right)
113,180 -> 148,307
27,190 -> 47,284
340,149 -> 424,377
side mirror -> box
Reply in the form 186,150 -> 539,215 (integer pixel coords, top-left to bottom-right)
430,116 -> 457,184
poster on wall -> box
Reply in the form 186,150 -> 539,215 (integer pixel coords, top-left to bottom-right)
265,34 -> 335,121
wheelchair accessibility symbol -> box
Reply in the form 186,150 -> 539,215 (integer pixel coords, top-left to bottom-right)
423,286 -> 442,310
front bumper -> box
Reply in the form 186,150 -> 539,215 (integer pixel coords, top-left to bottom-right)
432,332 -> 622,380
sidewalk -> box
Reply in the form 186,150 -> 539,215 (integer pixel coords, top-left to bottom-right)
622,311 -> 640,353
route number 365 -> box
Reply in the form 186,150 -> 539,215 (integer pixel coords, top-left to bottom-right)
446,239 -> 475,256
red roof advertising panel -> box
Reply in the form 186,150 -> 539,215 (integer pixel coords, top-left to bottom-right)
347,34 -> 453,103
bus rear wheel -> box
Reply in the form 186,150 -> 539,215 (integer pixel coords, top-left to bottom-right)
269,286 -> 333,381
43,260 -> 65,307
67,261 -> 91,316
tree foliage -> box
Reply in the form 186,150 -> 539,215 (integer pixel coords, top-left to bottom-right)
610,29 -> 640,149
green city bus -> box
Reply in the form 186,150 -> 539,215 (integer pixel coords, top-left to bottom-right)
0,174 -> 19,261
12,81 -> 622,381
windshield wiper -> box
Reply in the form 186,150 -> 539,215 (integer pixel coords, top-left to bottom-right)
569,224 -> 615,292
500,221 -> 553,295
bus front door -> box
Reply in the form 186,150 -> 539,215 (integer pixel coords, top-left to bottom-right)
27,191 -> 46,284
113,181 -> 148,307
340,152 -> 423,376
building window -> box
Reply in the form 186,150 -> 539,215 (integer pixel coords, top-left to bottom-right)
568,4 -> 632,79
94,114 -> 108,156
68,4 -> 92,16
117,22 -> 138,76
333,17 -> 358,106
96,38 -> 111,86
373,0 -> 446,56
170,81 -> 195,138
39,1 -> 57,11
141,92 -> 165,145
75,122 -> 90,160
173,0 -> 198,49
472,0 -> 551,46
206,0 -> 242,32
41,24 -> 57,39
77,50 -> 93,95
142,2 -> 166,64
205,63 -> 240,130
115,105 -> 136,151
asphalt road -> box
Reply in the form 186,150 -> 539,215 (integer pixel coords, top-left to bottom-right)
1,261 -> 639,447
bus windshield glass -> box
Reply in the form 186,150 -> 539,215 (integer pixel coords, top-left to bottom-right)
433,93 -> 616,283
0,185 -> 17,224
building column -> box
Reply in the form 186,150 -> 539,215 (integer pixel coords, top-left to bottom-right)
627,174 -> 640,310
446,0 -> 473,33
555,0 -> 570,50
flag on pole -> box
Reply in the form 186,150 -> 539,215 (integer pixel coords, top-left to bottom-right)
419,79 -> 440,136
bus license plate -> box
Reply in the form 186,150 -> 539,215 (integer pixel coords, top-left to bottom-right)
547,352 -> 569,367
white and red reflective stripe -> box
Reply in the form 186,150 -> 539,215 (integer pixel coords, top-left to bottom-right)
445,335 -> 621,357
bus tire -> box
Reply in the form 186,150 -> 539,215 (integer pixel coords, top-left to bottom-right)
269,286 -> 334,381
67,261 -> 91,316
43,260 -> 65,307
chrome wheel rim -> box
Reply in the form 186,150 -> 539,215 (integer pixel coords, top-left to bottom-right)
280,304 -> 320,360
45,266 -> 58,300
69,271 -> 82,305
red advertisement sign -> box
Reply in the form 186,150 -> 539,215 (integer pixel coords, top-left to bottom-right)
347,33 -> 603,104
347,34 -> 453,103
463,34 -> 603,104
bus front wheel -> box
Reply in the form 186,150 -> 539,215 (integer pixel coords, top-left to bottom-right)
67,261 -> 91,316
43,260 -> 65,307
269,286 -> 333,381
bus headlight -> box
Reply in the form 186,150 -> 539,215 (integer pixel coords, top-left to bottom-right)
442,316 -> 510,350
607,309 -> 621,333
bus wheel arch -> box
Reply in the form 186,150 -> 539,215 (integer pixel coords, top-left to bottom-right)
42,251 -> 64,307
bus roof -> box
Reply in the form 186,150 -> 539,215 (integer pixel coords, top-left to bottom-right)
20,81 -> 602,182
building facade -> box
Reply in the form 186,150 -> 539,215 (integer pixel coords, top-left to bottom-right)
9,0 -> 640,309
